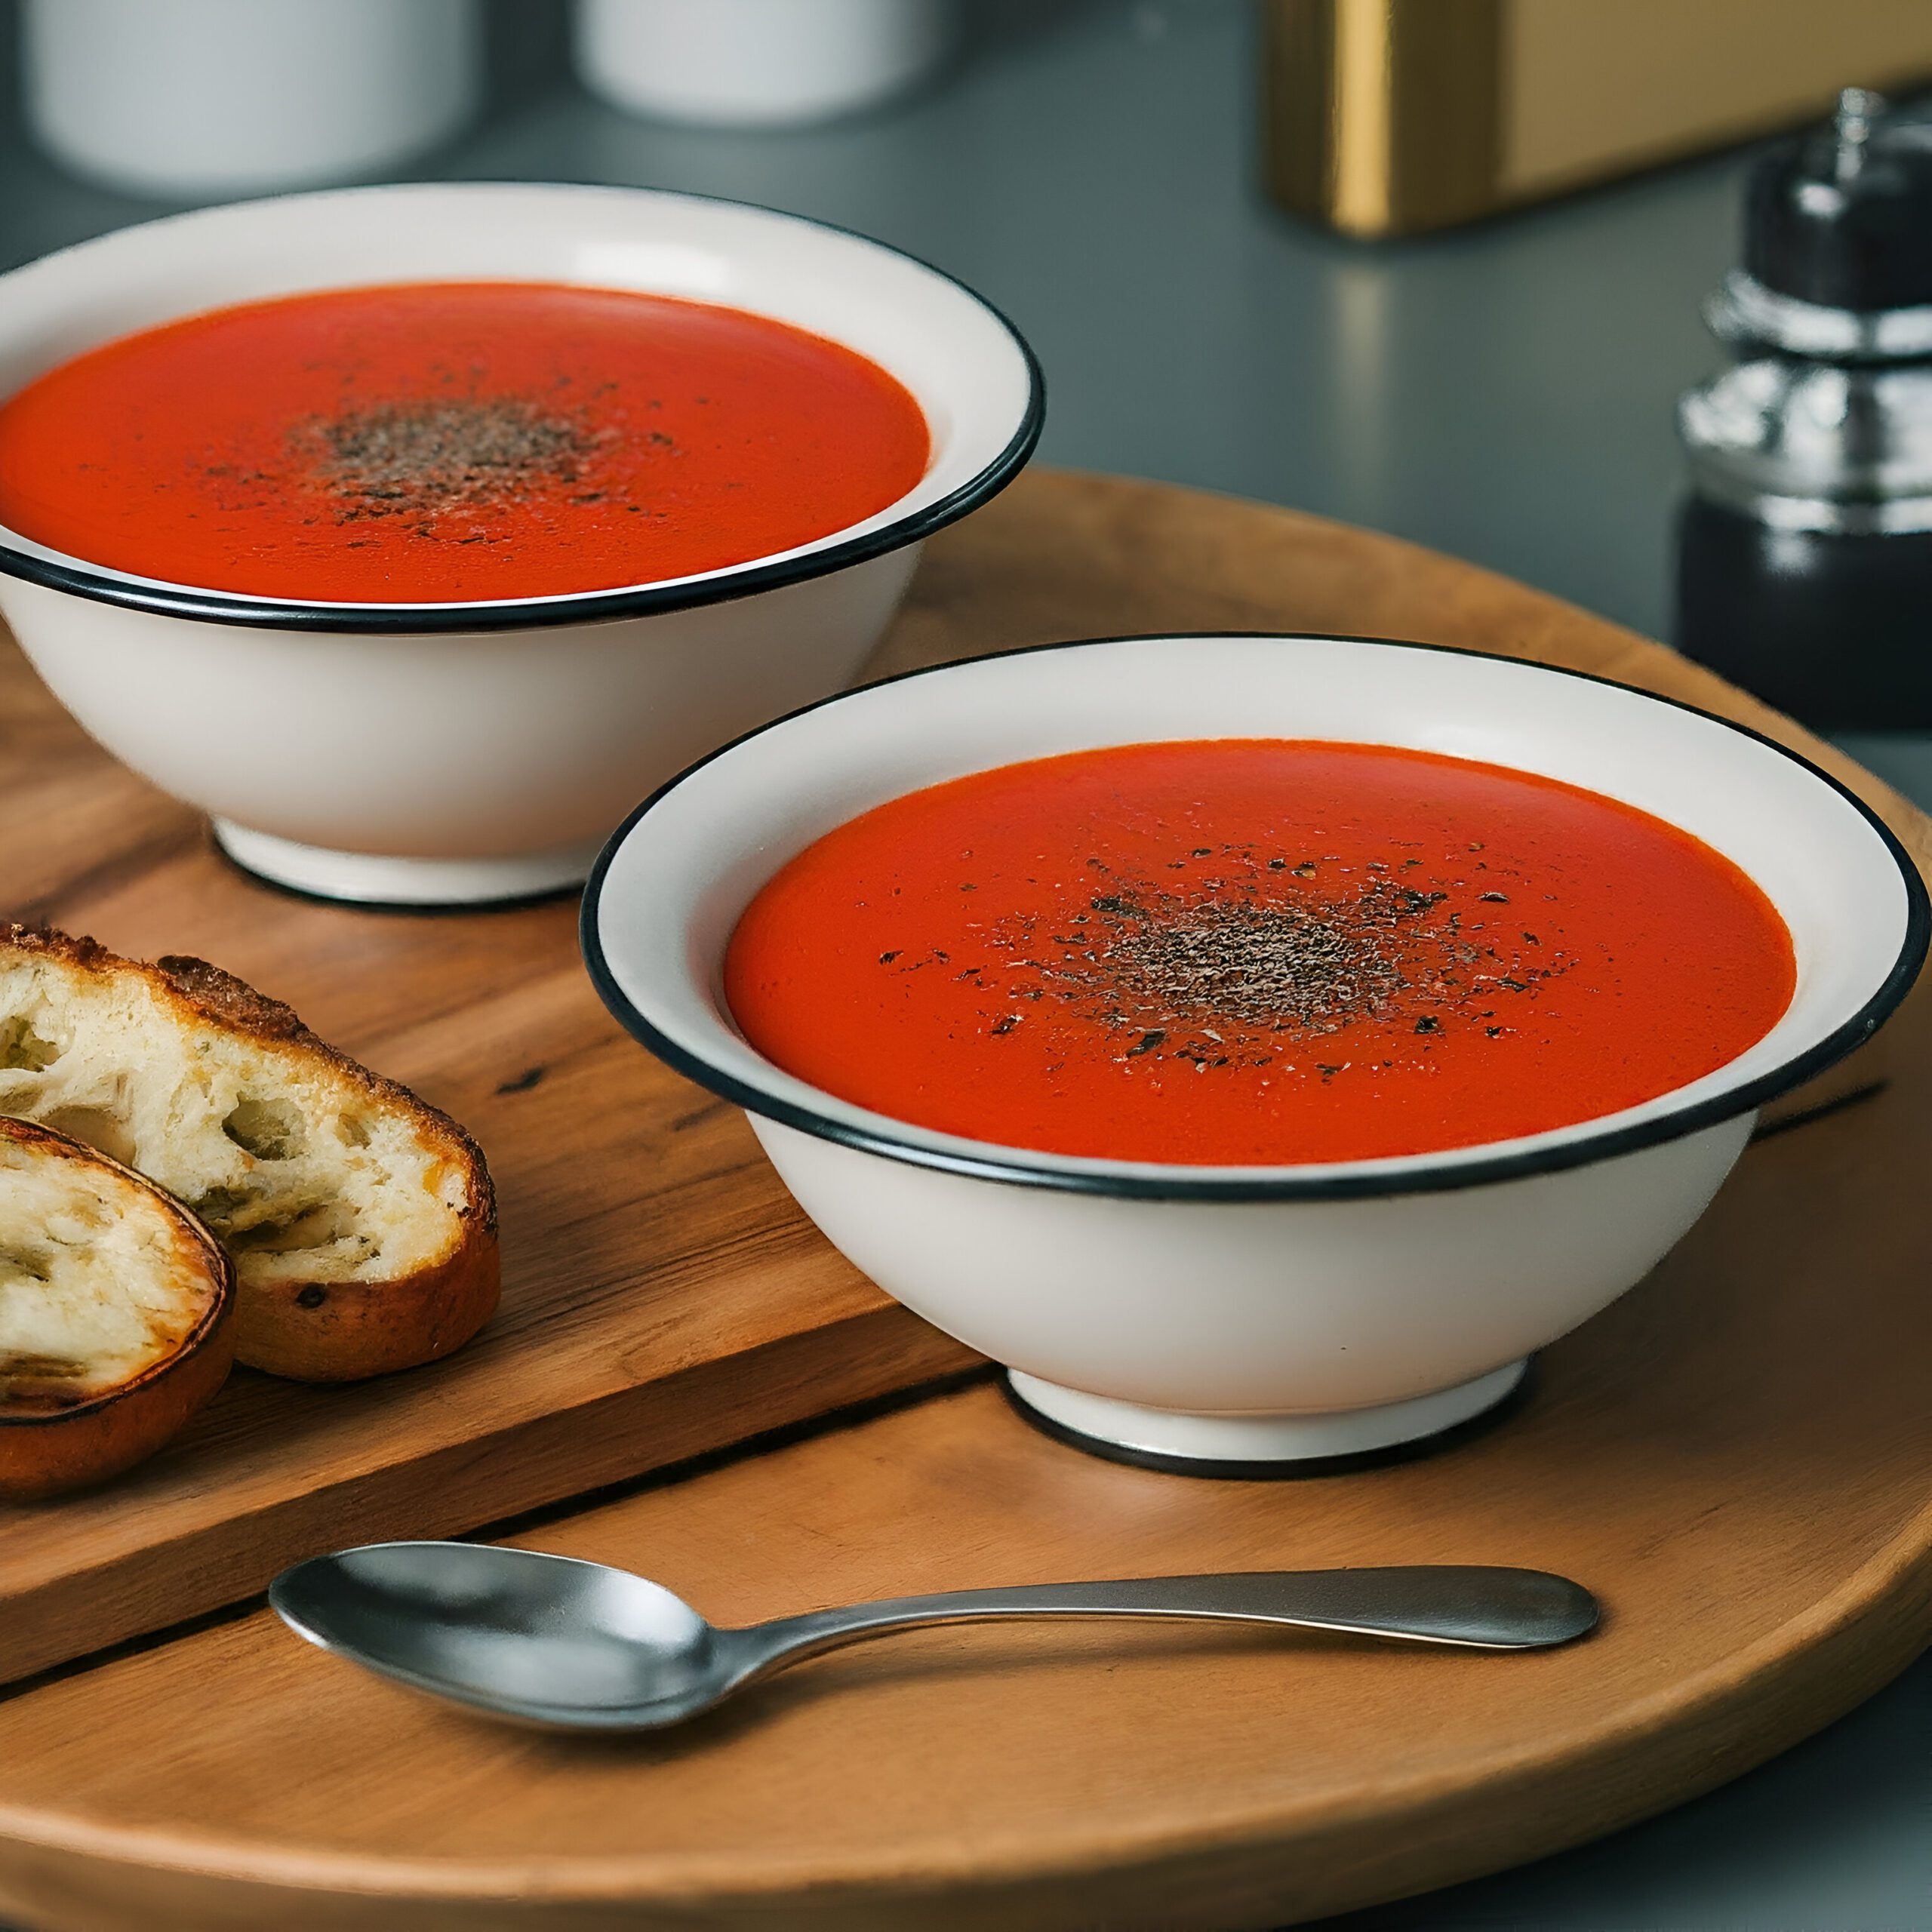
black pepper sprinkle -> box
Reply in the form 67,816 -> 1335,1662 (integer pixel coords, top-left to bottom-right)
289,395 -> 624,525
968,844 -> 1567,1072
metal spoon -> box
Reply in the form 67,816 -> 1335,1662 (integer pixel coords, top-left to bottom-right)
269,1543 -> 1598,1732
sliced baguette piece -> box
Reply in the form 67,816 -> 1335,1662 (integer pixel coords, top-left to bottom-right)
0,926 -> 499,1383
0,1114 -> 235,1499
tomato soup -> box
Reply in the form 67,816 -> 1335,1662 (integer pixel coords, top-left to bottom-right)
0,281 -> 931,603
724,740 -> 1797,1166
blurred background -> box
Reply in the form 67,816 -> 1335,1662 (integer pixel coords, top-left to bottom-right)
0,3 -> 1927,1927
0,0 -> 1877,641
14,0 -> 1930,792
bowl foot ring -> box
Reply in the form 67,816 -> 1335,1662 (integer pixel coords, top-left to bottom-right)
1002,1358 -> 1534,1479
212,820 -> 599,910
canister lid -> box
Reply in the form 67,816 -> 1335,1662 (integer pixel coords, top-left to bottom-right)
1744,90 -> 1932,315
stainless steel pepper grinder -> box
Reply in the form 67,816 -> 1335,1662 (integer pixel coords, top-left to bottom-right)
1675,88 -> 1932,733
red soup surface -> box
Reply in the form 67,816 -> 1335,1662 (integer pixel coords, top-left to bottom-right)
724,740 -> 1798,1165
0,281 -> 931,603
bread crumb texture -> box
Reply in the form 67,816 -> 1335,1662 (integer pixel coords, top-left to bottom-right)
0,1136 -> 219,1407
0,939 -> 473,1298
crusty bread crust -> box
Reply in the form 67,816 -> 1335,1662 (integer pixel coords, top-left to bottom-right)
1,925 -> 500,1383
241,1227 -> 503,1383
0,1115 -> 236,1500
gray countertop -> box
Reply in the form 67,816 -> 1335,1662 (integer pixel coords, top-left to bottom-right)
0,3 -> 1926,1927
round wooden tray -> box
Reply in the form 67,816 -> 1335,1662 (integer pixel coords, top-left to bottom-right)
3,469 -> 1930,1931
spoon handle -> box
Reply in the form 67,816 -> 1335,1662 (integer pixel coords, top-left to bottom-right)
731,1566 -> 1595,1682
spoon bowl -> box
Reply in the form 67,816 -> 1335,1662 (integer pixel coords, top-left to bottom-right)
272,1542 -> 1600,1733
272,1543 -> 724,1725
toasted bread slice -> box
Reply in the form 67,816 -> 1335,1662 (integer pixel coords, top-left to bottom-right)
1,1115 -> 235,1498
0,928 -> 498,1383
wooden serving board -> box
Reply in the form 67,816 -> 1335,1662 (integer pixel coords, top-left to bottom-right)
0,567 -> 1005,1689
2,1025 -> 1931,1930
2,470 -> 1929,1932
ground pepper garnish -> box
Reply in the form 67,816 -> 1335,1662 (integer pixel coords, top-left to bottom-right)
291,397 -> 612,525
962,848 -> 1561,1069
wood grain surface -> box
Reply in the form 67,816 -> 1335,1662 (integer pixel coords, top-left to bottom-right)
0,595 -> 986,1687
2,469 -> 1928,1930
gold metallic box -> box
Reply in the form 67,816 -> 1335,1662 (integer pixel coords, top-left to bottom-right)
1265,0 -> 1932,238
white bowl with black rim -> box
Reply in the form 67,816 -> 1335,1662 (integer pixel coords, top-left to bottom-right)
0,183 -> 1040,906
584,634 -> 1927,1472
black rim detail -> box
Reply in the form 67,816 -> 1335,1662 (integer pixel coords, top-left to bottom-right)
0,185 -> 1045,635
209,826 -> 586,917
998,1360 -> 1538,1480
580,632 -> 1932,1204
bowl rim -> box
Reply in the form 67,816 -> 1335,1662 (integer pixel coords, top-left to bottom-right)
0,181 -> 1045,635
580,632 -> 1931,1201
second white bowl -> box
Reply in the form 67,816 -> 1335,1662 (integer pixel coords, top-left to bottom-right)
584,635 -> 1927,1469
0,183 -> 1041,905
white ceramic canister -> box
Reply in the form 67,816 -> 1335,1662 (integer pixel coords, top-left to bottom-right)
574,0 -> 955,128
22,0 -> 483,199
